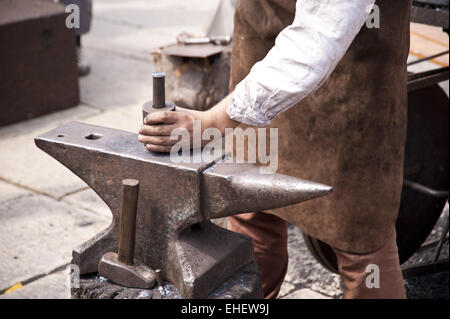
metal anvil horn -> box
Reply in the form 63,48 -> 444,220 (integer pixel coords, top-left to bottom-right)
35,121 -> 332,298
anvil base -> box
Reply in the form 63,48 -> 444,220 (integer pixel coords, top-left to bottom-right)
72,261 -> 263,299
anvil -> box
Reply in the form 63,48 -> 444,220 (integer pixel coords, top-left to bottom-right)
35,121 -> 332,298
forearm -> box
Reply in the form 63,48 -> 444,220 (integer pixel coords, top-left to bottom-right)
205,93 -> 240,135
178,93 -> 240,135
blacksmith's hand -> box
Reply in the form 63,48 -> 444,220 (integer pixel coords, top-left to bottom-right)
138,94 -> 239,153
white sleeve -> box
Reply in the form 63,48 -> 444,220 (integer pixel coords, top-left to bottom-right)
226,0 -> 376,126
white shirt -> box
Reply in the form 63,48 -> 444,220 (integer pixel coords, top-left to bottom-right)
227,0 -> 376,126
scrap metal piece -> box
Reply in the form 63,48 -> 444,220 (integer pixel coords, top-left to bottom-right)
160,43 -> 229,58
35,121 -> 332,298
178,35 -> 232,46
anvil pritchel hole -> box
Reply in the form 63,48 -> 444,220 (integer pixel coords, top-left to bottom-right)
84,133 -> 103,140
57,134 -> 65,137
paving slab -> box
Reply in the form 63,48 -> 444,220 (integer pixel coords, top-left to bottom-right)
93,0 -> 219,31
81,104 -> 142,133
0,105 -> 100,199
78,47 -> 155,111
0,195 -> 110,292
0,269 -> 70,299
62,188 -> 112,220
84,20 -> 196,61
83,0 -> 220,59
278,282 -> 295,298
0,181 -> 31,204
282,288 -> 331,299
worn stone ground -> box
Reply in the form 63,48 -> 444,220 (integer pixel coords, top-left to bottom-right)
0,0 -> 448,299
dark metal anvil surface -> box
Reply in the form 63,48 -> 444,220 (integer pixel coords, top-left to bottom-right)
35,121 -> 332,298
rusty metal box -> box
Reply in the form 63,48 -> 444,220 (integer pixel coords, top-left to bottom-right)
0,0 -> 79,126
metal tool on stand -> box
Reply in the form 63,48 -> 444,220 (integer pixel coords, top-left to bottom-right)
178,35 -> 232,46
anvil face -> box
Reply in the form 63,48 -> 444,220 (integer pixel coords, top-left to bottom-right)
35,121 -> 332,298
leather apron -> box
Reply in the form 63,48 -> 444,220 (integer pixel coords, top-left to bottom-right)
229,0 -> 411,253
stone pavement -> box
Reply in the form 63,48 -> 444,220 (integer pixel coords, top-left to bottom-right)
0,0 -> 448,299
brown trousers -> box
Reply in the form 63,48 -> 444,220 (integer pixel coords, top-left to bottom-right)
228,212 -> 406,299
